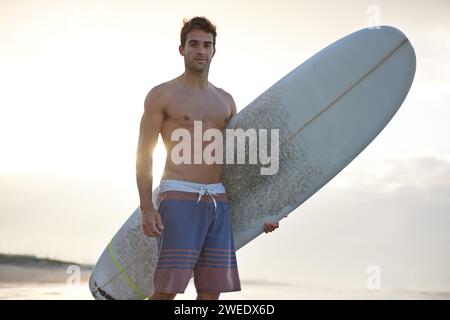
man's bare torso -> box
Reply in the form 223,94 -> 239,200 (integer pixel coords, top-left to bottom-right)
158,76 -> 233,184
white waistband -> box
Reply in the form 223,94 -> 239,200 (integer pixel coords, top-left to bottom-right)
152,179 -> 226,212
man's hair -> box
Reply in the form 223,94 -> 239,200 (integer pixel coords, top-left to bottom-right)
180,16 -> 217,48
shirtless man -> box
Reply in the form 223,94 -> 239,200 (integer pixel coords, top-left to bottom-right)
136,17 -> 279,301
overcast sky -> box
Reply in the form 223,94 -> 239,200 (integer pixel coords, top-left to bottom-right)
0,0 -> 449,295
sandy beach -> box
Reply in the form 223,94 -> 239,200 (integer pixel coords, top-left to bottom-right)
1,254 -> 450,300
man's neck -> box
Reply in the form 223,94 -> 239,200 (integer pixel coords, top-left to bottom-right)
181,71 -> 209,90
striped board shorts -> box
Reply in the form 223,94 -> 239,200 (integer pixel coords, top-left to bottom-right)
152,179 -> 241,294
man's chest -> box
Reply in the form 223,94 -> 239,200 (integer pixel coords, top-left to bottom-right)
165,94 -> 230,129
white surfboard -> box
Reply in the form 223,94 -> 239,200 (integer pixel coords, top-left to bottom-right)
89,26 -> 416,299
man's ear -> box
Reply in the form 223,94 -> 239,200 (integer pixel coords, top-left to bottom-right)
212,47 -> 216,57
179,45 -> 184,56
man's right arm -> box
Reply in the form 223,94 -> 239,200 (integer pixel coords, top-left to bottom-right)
136,86 -> 165,237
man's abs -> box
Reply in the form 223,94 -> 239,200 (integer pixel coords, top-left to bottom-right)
162,161 -> 223,184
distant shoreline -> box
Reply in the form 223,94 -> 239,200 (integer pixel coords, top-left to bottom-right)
0,253 -> 93,270
0,253 -> 92,285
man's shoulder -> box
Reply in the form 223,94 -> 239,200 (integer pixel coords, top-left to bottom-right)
212,85 -> 234,103
212,85 -> 237,117
147,81 -> 172,96
147,77 -> 183,99
144,82 -> 172,111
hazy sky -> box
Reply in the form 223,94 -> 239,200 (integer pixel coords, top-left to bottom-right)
0,0 -> 449,294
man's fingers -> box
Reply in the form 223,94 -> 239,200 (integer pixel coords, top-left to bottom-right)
143,229 -> 159,237
143,224 -> 155,237
142,219 -> 162,237
149,221 -> 162,236
155,213 -> 165,231
263,222 -> 279,233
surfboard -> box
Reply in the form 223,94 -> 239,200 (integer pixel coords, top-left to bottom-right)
89,26 -> 416,299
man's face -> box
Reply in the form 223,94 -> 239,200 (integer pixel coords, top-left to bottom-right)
179,29 -> 215,73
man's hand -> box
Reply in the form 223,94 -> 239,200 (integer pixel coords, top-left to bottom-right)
263,222 -> 279,233
141,208 -> 165,237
